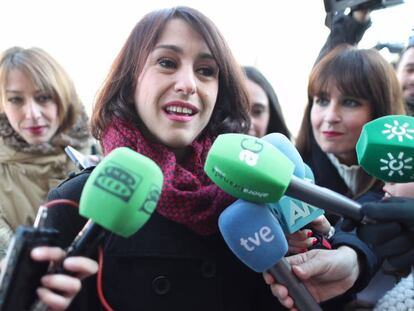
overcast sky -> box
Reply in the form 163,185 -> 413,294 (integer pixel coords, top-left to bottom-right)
1,0 -> 413,136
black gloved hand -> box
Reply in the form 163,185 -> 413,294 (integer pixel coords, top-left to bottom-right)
343,197 -> 414,270
361,197 -> 414,231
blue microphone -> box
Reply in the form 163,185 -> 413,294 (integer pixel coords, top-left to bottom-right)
219,200 -> 322,311
262,133 -> 305,178
262,133 -> 324,234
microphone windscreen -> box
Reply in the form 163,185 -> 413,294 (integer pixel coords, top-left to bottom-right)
357,115 -> 414,182
262,133 -> 305,179
219,200 -> 288,272
205,134 -> 294,203
79,147 -> 163,237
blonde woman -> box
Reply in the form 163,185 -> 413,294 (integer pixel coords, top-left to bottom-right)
0,47 -> 92,257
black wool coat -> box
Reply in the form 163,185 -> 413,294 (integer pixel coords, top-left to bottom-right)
45,168 -> 288,311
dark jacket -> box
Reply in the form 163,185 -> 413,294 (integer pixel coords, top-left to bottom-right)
46,169 -> 287,311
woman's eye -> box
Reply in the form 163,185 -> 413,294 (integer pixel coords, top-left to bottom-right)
405,64 -> 414,74
35,94 -> 52,104
197,66 -> 216,77
7,97 -> 23,104
314,97 -> 329,106
158,58 -> 176,69
250,106 -> 266,117
342,99 -> 360,108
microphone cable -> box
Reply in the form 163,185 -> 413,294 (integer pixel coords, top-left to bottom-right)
97,246 -> 114,311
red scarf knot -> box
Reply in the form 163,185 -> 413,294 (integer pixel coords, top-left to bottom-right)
101,118 -> 236,235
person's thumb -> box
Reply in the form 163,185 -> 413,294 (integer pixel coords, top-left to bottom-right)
288,252 -> 320,280
310,215 -> 331,234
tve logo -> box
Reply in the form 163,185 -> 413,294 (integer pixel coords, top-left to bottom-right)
240,226 -> 275,251
239,137 -> 264,167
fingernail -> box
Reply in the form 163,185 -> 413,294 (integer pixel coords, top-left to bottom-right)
307,231 -> 313,237
31,248 -> 42,258
312,238 -> 318,246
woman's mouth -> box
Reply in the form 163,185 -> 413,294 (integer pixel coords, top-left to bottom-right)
25,126 -> 46,135
322,131 -> 343,138
163,102 -> 198,122
165,105 -> 195,116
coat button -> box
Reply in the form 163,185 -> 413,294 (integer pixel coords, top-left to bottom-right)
201,261 -> 216,278
152,276 -> 171,295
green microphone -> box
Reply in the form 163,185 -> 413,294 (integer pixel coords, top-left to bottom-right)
205,134 -> 364,221
205,133 -> 295,202
357,115 -> 414,182
63,147 -> 163,258
4,147 -> 163,311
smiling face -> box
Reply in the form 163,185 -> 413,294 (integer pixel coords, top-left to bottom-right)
2,69 -> 59,144
133,18 -> 219,153
310,84 -> 373,165
246,79 -> 270,138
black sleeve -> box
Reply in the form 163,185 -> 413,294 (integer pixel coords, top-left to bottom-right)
315,12 -> 372,64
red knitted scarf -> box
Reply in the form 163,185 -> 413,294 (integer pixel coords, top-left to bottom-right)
101,118 -> 236,235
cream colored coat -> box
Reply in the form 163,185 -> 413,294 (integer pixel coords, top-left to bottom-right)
0,111 -> 91,258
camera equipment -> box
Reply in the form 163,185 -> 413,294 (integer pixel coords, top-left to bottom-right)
324,0 -> 404,13
0,201 -> 78,311
324,0 -> 404,28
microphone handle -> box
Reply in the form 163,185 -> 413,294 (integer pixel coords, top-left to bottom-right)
268,258 -> 322,311
287,176 -> 365,222
65,220 -> 106,258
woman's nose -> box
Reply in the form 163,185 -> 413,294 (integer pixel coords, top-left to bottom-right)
174,67 -> 197,95
324,101 -> 341,123
25,99 -> 42,119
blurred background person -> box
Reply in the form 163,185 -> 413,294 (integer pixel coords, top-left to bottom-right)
396,43 -> 414,115
296,44 -> 405,217
269,44 -> 405,309
0,46 -> 92,258
243,66 -> 291,139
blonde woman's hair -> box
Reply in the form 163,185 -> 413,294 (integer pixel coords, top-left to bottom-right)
0,47 -> 82,132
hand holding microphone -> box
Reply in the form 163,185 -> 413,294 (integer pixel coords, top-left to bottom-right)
345,197 -> 414,270
35,147 -> 163,310
219,200 -> 322,311
342,115 -> 414,270
0,147 -> 164,311
263,246 -> 361,310
29,246 -> 98,311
